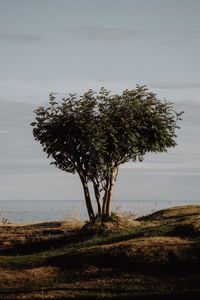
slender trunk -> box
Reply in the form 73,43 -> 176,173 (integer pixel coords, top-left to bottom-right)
93,179 -> 102,215
79,173 -> 94,221
106,178 -> 114,216
102,177 -> 110,214
106,167 -> 118,216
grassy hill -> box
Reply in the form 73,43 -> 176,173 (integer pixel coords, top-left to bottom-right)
0,205 -> 200,299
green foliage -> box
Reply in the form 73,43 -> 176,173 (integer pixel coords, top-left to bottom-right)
31,85 -> 183,181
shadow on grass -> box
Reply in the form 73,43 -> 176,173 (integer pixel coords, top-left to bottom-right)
0,232 -> 84,256
0,225 -> 155,257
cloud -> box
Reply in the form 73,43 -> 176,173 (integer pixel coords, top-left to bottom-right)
149,81 -> 200,90
56,26 -> 200,45
0,33 -> 44,44
57,25 -> 143,40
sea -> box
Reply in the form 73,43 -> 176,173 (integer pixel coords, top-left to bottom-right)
0,199 -> 199,224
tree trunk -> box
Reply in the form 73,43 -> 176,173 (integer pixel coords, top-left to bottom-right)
102,177 -> 110,214
79,173 -> 95,221
106,167 -> 118,216
106,178 -> 114,216
93,179 -> 102,215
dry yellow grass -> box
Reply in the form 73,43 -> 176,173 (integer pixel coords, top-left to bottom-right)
0,266 -> 59,289
139,205 -> 200,224
0,205 -> 200,299
55,236 -> 199,268
0,221 -> 83,251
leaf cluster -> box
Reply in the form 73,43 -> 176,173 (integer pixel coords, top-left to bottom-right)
31,85 -> 183,183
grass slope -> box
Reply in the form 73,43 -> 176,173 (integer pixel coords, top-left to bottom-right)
0,205 -> 200,299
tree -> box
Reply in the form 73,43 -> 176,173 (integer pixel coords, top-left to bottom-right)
31,85 -> 183,221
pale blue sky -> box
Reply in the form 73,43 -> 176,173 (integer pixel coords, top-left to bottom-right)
0,0 -> 200,204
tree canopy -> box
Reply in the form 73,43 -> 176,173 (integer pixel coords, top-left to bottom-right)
31,85 -> 183,220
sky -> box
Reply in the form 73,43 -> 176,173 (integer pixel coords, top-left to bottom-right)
0,0 -> 200,205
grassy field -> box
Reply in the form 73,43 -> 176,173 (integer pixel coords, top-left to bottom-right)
0,205 -> 200,299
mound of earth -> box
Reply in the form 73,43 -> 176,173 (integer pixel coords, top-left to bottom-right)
81,213 -> 140,235
137,205 -> 200,237
47,236 -> 200,270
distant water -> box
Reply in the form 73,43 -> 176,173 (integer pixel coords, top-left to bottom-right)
0,200 -> 199,224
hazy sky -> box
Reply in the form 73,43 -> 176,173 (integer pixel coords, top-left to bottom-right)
0,0 -> 200,204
